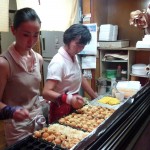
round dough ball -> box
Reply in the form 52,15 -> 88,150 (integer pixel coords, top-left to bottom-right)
34,131 -> 41,138
42,132 -> 49,138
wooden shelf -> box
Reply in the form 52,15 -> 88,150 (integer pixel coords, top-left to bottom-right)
130,73 -> 149,78
98,47 -> 150,51
99,48 -> 135,81
102,59 -> 128,62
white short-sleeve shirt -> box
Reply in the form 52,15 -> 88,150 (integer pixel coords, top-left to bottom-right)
47,47 -> 82,94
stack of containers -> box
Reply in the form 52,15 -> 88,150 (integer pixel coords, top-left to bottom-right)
99,24 -> 118,41
132,64 -> 147,76
116,81 -> 141,98
136,35 -> 150,48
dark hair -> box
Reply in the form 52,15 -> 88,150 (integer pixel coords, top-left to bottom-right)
63,24 -> 91,45
13,7 -> 41,29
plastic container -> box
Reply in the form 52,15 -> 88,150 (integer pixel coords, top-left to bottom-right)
115,92 -> 124,102
132,64 -> 147,75
106,69 -> 117,79
97,78 -> 107,95
111,78 -> 117,97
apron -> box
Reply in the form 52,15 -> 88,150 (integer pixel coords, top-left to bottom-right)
4,101 -> 45,146
49,97 -> 73,123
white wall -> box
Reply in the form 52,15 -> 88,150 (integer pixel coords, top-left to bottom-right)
1,0 -> 82,53
1,0 -> 16,53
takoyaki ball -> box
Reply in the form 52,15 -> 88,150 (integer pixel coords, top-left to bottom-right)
54,138 -> 62,145
75,118 -> 80,123
83,105 -> 88,109
60,134 -> 67,141
82,124 -> 88,130
86,121 -> 92,126
59,118 -> 65,123
82,114 -> 87,117
70,121 -> 76,127
61,141 -> 70,149
71,112 -> 76,116
69,139 -> 79,147
96,119 -> 102,124
65,121 -> 69,125
98,108 -> 103,113
42,132 -> 49,138
76,123 -> 82,128
47,135 -> 55,142
87,127 -> 93,132
42,127 -> 48,132
66,121 -> 72,126
100,118 -> 105,122
68,115 -> 73,119
78,117 -> 82,120
69,118 -> 74,122
34,131 -> 41,138
87,116 -> 93,120
104,114 -> 110,119
55,132 -> 62,136
97,114 -> 104,119
47,129 -> 55,135
87,111 -> 93,116
76,109 -> 83,113
93,123 -> 98,128
73,115 -> 78,119
83,132 -> 89,137
64,116 -> 69,121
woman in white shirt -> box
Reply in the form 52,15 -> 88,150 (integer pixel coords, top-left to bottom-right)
43,24 -> 98,123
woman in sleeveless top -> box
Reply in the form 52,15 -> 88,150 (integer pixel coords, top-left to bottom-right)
0,8 -> 44,146
42,24 -> 98,123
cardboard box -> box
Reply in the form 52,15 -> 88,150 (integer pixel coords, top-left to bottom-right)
98,40 -> 129,48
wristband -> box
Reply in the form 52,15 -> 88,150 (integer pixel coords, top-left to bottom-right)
61,94 -> 67,103
0,106 -> 22,120
61,94 -> 73,105
66,94 -> 73,104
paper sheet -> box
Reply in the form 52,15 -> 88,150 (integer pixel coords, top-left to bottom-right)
81,56 -> 96,69
79,23 -> 97,55
104,53 -> 128,60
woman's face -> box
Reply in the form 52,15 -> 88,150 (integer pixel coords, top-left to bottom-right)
11,20 -> 41,51
67,39 -> 85,57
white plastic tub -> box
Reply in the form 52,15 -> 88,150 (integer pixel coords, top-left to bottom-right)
132,64 -> 147,75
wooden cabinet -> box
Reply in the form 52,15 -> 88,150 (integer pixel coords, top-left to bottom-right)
99,47 -> 150,85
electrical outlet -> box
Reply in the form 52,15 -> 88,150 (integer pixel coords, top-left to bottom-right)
55,36 -> 59,44
55,44 -> 60,49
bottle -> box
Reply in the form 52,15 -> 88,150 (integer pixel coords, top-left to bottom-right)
116,65 -> 121,81
111,78 -> 117,97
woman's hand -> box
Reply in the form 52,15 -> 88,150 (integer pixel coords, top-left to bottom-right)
71,94 -> 85,109
13,108 -> 30,121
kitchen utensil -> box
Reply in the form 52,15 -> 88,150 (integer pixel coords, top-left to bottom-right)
83,98 -> 92,106
17,114 -> 46,129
